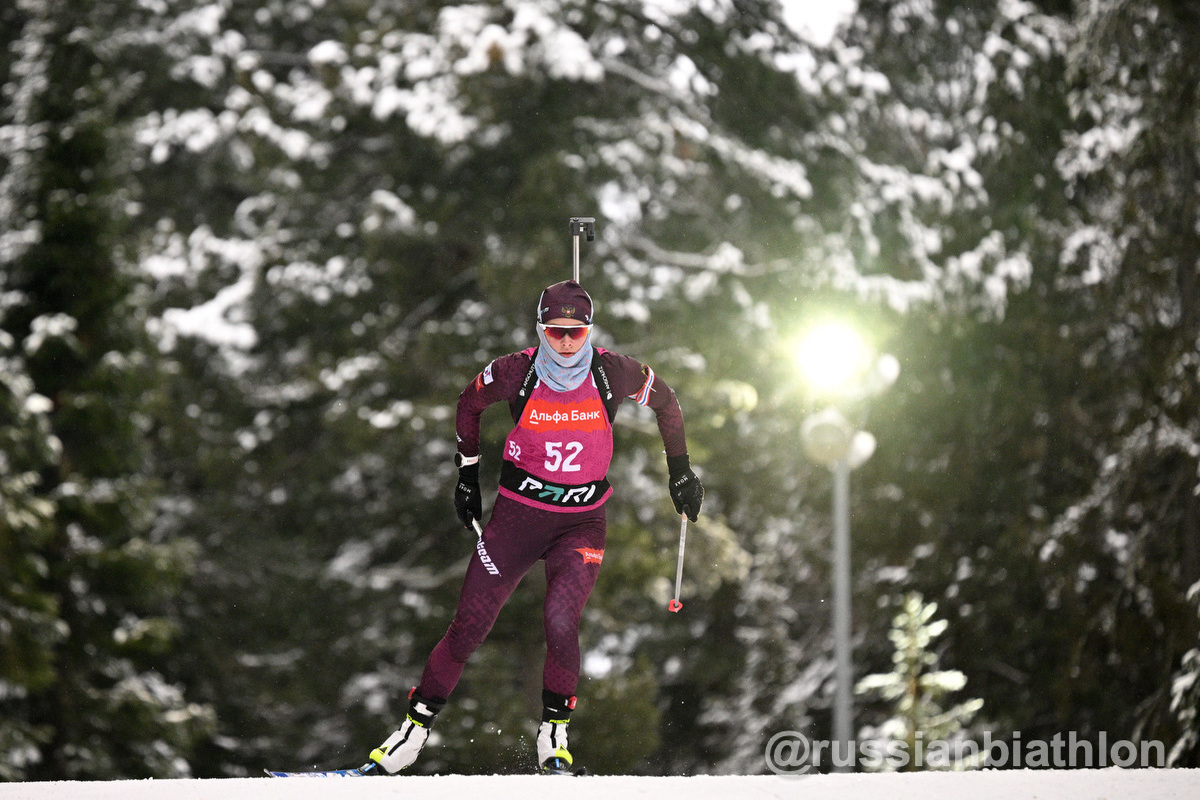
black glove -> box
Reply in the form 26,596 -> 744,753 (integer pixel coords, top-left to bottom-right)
667,454 -> 703,522
454,461 -> 481,529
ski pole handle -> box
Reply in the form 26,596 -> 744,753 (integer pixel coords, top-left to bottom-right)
569,217 -> 595,283
668,513 -> 688,613
471,518 -> 484,540
573,231 -> 580,283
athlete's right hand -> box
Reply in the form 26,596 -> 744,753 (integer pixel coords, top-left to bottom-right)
454,462 -> 482,529
667,454 -> 703,523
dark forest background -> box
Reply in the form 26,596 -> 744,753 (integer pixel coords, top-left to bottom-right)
2,0 -> 1198,779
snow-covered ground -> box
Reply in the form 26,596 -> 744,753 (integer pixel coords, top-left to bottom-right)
1,769 -> 1196,800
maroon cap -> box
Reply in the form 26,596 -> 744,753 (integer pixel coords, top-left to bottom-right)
537,280 -> 593,324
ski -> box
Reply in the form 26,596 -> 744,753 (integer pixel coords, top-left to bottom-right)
542,766 -> 588,776
265,764 -> 588,777
263,766 -> 376,778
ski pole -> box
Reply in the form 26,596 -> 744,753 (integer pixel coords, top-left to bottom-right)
668,513 -> 688,613
471,518 -> 484,541
569,217 -> 595,283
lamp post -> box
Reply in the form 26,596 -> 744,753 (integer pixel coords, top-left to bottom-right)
832,455 -> 851,766
801,408 -> 874,770
796,324 -> 897,773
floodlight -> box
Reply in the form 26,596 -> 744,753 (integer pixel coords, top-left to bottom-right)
795,322 -> 870,394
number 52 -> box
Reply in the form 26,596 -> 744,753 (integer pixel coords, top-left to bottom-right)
544,441 -> 583,473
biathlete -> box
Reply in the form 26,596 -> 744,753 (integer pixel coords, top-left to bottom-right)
361,279 -> 703,775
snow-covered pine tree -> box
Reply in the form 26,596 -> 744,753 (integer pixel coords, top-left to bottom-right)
856,593 -> 983,771
0,325 -> 61,781
1168,581 -> 1200,767
0,0 -> 214,778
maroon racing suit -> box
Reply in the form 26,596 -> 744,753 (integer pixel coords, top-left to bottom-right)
416,346 -> 689,701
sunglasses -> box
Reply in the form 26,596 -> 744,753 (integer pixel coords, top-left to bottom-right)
538,323 -> 592,341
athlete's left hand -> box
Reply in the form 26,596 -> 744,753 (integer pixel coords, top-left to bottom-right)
454,462 -> 482,529
667,454 -> 703,522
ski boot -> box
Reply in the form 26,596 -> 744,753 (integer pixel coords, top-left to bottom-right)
365,688 -> 446,774
538,690 -> 583,775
